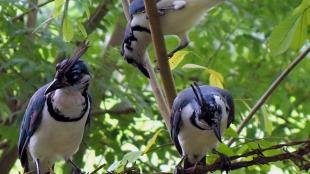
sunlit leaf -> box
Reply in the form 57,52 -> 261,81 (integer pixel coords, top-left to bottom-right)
122,151 -> 142,163
169,51 -> 189,70
84,6 -> 91,19
142,129 -> 164,154
183,64 -> 224,88
107,160 -> 125,173
216,143 -> 234,156
53,0 -> 65,17
182,63 -> 206,70
206,69 -> 224,89
78,23 -> 88,38
293,0 -> 310,15
224,127 -> 238,139
55,0 -> 65,7
262,106 -> 273,135
268,15 -> 300,56
291,12 -> 308,50
63,17 -> 74,42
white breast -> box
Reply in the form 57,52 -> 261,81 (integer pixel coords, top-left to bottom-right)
131,0 -> 222,36
28,98 -> 90,166
177,103 -> 228,163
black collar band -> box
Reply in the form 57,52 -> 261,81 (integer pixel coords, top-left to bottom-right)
47,92 -> 88,122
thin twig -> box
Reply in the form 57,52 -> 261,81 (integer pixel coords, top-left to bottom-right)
92,107 -> 135,116
228,46 -> 310,146
12,0 -> 55,21
144,0 -> 177,108
89,163 -> 105,174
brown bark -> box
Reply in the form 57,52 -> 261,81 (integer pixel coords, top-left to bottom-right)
0,145 -> 18,174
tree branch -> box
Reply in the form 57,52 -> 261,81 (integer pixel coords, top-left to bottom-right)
184,139 -> 310,173
84,0 -> 113,34
143,0 -> 177,108
12,0 -> 54,21
228,46 -> 310,146
92,107 -> 135,116
122,0 -> 170,129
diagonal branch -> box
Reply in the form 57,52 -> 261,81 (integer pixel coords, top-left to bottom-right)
228,46 -> 310,146
185,139 -> 310,173
143,0 -> 177,109
84,0 -> 113,34
122,0 -> 170,129
12,0 -> 55,21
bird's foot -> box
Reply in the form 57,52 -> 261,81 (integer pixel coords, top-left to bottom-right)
72,168 -> 84,174
212,149 -> 231,173
174,156 -> 186,174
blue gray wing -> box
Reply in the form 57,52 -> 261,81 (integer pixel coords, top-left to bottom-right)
18,83 -> 49,169
170,101 -> 184,155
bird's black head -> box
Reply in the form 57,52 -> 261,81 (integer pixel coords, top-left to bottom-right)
45,42 -> 90,95
45,60 -> 91,95
191,82 -> 224,142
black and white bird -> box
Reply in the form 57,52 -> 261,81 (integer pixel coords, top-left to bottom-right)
170,83 -> 234,173
18,45 -> 92,174
121,0 -> 224,77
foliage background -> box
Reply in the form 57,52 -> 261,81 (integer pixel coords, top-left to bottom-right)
0,0 -> 309,173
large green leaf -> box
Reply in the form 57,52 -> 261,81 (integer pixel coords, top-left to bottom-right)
268,15 -> 300,56
63,16 -> 74,42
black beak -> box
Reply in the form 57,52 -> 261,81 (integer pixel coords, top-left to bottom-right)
212,125 -> 222,143
45,79 -> 66,95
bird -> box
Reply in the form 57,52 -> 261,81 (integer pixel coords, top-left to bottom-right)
170,82 -> 234,173
121,0 -> 225,78
18,44 -> 92,174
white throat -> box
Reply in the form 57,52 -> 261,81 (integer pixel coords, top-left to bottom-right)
51,88 -> 86,118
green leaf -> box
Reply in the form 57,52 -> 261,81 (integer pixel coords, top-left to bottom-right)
293,0 -> 310,15
169,51 -> 189,70
107,160 -> 125,173
84,6 -> 90,19
268,15 -> 300,56
224,127 -> 238,139
122,151 -> 142,163
182,64 -> 224,88
55,0 -> 65,7
142,129 -> 164,154
291,12 -> 308,50
307,8 -> 310,25
262,106 -> 273,135
78,23 -> 88,38
182,63 -> 206,70
53,0 -> 65,17
216,143 -> 234,156
206,68 -> 224,89
63,17 -> 74,42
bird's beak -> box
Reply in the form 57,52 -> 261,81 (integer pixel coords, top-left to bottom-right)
45,79 -> 66,95
212,125 -> 222,143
